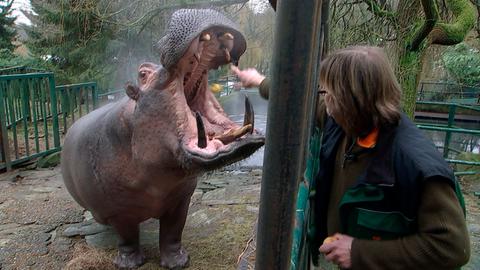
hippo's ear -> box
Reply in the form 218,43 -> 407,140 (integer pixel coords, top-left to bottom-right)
125,82 -> 142,101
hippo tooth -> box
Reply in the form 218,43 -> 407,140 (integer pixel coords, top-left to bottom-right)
195,112 -> 207,149
223,48 -> 231,62
221,32 -> 234,40
243,95 -> 254,134
200,33 -> 211,41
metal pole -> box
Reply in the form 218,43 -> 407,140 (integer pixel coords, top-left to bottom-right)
255,1 -> 324,269
443,103 -> 456,158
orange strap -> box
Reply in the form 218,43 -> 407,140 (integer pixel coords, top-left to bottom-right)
357,128 -> 379,148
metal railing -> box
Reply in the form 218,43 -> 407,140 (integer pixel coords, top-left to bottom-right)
0,71 -> 99,170
56,82 -> 98,135
97,88 -> 125,105
417,81 -> 480,105
416,101 -> 480,175
0,66 -> 46,75
0,72 -> 61,170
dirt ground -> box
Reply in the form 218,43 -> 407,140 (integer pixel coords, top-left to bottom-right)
0,165 -> 261,270
0,165 -> 479,270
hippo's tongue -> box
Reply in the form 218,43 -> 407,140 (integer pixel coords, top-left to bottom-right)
195,95 -> 255,148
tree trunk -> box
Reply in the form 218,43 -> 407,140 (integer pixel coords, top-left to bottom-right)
388,0 -> 422,118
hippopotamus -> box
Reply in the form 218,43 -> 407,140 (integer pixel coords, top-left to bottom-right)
61,9 -> 264,269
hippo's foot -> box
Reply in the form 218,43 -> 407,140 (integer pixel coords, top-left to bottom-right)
114,248 -> 145,269
160,246 -> 190,269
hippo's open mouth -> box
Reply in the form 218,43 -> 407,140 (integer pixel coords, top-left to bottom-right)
155,9 -> 265,169
176,29 -> 264,168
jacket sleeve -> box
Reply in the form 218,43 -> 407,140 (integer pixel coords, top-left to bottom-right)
350,180 -> 470,270
258,78 -> 270,100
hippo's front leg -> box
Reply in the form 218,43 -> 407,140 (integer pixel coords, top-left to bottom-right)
159,193 -> 193,269
111,219 -> 146,268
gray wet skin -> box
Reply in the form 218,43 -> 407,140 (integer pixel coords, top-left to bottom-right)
61,9 -> 264,269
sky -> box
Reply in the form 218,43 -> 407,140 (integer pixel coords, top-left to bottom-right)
10,0 -> 32,25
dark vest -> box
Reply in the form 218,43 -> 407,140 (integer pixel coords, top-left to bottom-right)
310,113 -> 465,260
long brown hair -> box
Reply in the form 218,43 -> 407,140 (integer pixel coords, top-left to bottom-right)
319,46 -> 402,137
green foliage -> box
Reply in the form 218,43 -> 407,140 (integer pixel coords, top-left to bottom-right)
442,43 -> 480,86
0,0 -> 16,52
26,0 -> 119,88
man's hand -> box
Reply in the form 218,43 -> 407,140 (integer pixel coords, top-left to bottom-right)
319,233 -> 353,269
230,65 -> 265,88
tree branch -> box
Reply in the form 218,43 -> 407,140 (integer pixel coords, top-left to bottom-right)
429,0 -> 476,45
362,0 -> 396,22
408,0 -> 438,51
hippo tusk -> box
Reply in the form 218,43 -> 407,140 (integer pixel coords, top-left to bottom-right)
215,124 -> 252,145
243,95 -> 254,134
195,112 -> 207,148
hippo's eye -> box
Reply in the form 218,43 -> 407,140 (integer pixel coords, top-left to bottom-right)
139,71 -> 147,79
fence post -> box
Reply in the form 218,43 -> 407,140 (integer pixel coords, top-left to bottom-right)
443,103 -> 456,158
48,75 -> 61,149
21,79 -> 30,156
92,84 -> 99,109
0,84 -> 12,171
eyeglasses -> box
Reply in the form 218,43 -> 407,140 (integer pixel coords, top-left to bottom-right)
318,90 -> 328,96
318,86 -> 328,96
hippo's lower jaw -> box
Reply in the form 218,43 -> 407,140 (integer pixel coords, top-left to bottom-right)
182,134 -> 265,170
179,92 -> 264,170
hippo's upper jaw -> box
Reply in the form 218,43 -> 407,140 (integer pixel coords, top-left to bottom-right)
132,9 -> 264,171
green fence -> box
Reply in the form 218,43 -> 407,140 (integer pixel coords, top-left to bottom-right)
57,82 -> 98,135
416,101 -> 480,175
0,72 -> 98,170
0,72 -> 60,170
